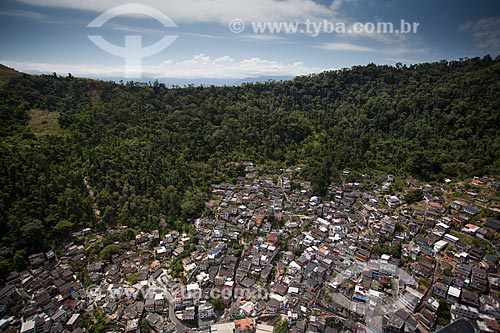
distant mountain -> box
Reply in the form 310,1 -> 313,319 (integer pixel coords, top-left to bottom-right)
158,77 -> 239,87
87,76 -> 238,87
88,76 -> 295,87
0,64 -> 294,86
232,75 -> 294,85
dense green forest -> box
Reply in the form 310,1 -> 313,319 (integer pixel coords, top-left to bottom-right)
0,56 -> 499,273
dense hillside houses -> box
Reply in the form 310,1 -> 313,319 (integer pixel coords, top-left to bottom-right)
1,165 -> 499,333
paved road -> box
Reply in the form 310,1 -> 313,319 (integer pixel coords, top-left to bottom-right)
165,288 -> 188,333
153,273 -> 188,333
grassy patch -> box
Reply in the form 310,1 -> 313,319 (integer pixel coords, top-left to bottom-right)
27,109 -> 65,137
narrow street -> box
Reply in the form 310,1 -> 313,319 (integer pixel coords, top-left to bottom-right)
154,273 -> 189,333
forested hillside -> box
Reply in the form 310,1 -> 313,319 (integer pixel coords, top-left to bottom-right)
0,56 -> 499,273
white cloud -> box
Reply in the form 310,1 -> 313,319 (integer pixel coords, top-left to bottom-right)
107,23 -> 166,34
181,32 -> 224,39
459,17 -> 500,53
13,0 -> 422,48
0,9 -> 47,20
317,41 -> 427,55
155,54 -> 324,78
16,0 -> 341,24
318,42 -> 375,52
2,54 -> 325,79
238,34 -> 289,42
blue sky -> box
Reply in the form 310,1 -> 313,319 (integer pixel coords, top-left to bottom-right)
0,0 -> 499,82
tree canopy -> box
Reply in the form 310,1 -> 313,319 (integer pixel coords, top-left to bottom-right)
0,56 -> 499,273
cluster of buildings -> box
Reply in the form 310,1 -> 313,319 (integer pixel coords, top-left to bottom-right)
1,165 -> 500,333
1,246 -> 87,333
184,169 -> 500,333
